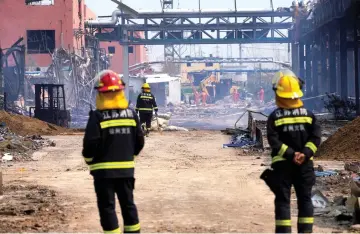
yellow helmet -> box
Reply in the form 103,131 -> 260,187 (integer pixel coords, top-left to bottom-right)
272,69 -> 303,99
142,83 -> 150,89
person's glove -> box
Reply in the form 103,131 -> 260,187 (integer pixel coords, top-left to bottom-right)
155,111 -> 158,116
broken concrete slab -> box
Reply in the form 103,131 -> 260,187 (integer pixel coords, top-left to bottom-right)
31,152 -> 48,161
345,162 -> 360,173
312,190 -> 329,208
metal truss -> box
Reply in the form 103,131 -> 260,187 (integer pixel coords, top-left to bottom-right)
161,0 -> 176,62
187,69 -> 278,73
86,10 -> 293,45
128,57 -> 289,72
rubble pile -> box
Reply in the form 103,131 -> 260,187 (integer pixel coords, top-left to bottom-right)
0,182 -> 69,232
312,167 -> 354,225
0,127 -> 55,162
316,117 -> 360,160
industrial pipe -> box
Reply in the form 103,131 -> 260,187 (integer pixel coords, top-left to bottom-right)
85,10 -> 122,27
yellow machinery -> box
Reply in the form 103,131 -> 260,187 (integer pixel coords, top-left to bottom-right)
200,73 -> 217,96
230,85 -> 240,94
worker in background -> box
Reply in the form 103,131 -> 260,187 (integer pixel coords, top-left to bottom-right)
258,86 -> 265,104
194,91 -> 200,106
82,70 -> 144,233
262,69 -> 321,233
232,88 -> 240,104
136,83 -> 158,137
201,90 -> 208,106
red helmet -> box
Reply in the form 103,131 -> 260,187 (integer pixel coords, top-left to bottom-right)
94,70 -> 125,92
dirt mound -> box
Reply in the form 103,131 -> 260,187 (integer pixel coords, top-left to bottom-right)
0,111 -> 69,136
0,181 -> 70,232
317,117 -> 360,160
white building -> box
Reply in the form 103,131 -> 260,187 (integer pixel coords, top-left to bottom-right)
145,74 -> 181,106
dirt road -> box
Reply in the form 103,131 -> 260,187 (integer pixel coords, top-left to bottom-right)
1,131 -> 344,232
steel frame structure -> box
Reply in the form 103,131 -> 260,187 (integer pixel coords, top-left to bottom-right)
86,10 -> 293,45
85,5 -> 294,97
293,0 -> 360,114
128,57 -> 289,72
187,69 -> 278,73
162,0 -> 177,62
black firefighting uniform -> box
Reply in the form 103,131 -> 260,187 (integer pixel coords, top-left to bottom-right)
135,92 -> 158,132
82,108 -> 145,233
267,107 -> 321,233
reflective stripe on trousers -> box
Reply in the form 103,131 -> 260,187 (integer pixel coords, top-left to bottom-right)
124,223 -> 141,232
89,161 -> 135,171
137,108 -> 153,111
104,227 -> 120,233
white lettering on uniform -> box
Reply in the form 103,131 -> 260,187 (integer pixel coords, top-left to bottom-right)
111,110 -> 120,118
275,110 -> 283,118
126,109 -> 133,118
284,110 -> 291,116
288,125 -> 294,132
300,108 -> 308,115
103,111 -> 111,120
120,110 -> 127,118
292,109 -> 300,116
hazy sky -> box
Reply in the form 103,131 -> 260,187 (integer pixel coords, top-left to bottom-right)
85,0 -> 295,63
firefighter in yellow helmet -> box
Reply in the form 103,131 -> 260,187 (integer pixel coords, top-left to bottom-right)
82,70 -> 144,233
135,83 -> 158,137
261,69 -> 321,233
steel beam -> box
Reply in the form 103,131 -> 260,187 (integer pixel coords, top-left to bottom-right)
291,42 -> 299,75
312,43 -> 319,96
163,0 -> 176,66
187,69 -> 278,73
354,12 -> 360,114
116,10 -> 293,18
87,9 -> 293,45
122,30 -> 130,99
339,18 -> 348,99
305,44 -> 312,96
114,38 -> 290,45
320,31 -> 328,94
329,26 -> 337,93
299,42 -> 305,80
120,23 -> 292,31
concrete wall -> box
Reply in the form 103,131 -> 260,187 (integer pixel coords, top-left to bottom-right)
0,0 -> 74,67
0,0 -> 147,71
167,79 -> 181,105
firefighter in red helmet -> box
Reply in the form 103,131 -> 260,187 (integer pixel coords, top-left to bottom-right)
82,70 -> 144,233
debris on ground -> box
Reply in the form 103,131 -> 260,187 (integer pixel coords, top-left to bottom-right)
223,132 -> 257,148
0,181 -> 70,232
316,117 -> 360,160
0,126 -> 55,161
163,126 -> 189,132
150,112 -> 190,132
0,111 -> 70,136
312,164 -> 360,227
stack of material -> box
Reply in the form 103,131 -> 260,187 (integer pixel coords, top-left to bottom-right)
316,117 -> 360,160
150,113 -> 189,132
